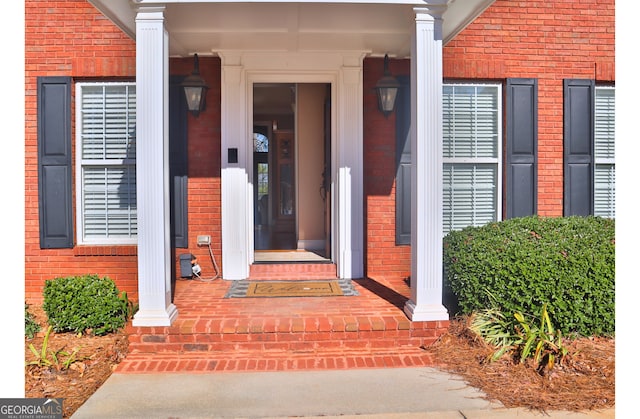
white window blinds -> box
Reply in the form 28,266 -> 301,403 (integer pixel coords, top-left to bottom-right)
77,83 -> 137,243
443,84 -> 502,234
594,86 -> 615,218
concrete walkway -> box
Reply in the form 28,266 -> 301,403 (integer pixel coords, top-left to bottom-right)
71,367 -> 614,419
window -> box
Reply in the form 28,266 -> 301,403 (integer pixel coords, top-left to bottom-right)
76,83 -> 137,244
254,132 -> 269,199
442,84 -> 502,234
563,80 -> 615,218
395,79 -> 534,242
594,86 -> 615,218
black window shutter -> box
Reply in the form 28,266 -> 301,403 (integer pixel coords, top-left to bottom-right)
395,75 -> 411,245
506,78 -> 538,218
37,77 -> 73,249
169,76 -> 189,248
563,79 -> 594,216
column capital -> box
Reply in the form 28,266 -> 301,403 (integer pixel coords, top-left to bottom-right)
341,52 -> 367,69
414,1 -> 451,19
413,6 -> 445,44
134,4 -> 166,20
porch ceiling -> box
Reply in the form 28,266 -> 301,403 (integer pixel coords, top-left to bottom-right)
88,0 -> 495,58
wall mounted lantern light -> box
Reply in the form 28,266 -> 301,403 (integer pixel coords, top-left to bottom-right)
374,54 -> 400,118
181,54 -> 209,117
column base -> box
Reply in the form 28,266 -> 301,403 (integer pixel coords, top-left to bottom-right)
404,300 -> 449,322
132,304 -> 178,327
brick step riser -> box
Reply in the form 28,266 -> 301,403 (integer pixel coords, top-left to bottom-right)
116,351 -> 436,373
125,324 -> 447,348
127,336 -> 436,355
249,263 -> 337,280
128,329 -> 437,343
126,324 -> 445,337
127,328 -> 439,343
249,273 -> 338,280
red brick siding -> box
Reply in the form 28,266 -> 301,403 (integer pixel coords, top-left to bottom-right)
363,57 -> 411,282
169,58 -> 223,282
363,0 -> 614,282
25,0 -> 614,299
25,2 -> 223,303
443,0 -> 615,216
25,0 -> 137,302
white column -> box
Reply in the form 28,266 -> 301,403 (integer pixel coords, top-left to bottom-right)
219,53 -> 250,280
336,60 -> 364,279
404,7 -> 449,321
132,6 -> 178,326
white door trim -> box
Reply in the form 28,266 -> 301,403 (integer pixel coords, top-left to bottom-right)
219,50 -> 366,280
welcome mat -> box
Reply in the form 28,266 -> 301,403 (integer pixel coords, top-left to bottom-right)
224,278 -> 359,298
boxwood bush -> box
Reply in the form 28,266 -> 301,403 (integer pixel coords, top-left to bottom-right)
43,274 -> 132,335
443,216 -> 614,337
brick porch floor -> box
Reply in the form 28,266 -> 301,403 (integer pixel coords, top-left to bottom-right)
119,265 -> 450,373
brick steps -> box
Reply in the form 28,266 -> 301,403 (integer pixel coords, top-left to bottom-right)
116,348 -> 435,373
249,263 -> 337,279
121,317 -> 445,373
117,275 -> 449,374
126,333 -> 437,354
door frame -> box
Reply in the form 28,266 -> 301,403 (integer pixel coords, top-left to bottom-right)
253,84 -> 332,258
248,77 -> 333,263
219,51 -> 365,280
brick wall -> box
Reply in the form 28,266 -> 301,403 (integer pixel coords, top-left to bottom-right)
363,57 -> 411,282
169,58 -> 223,281
24,2 -> 223,302
363,0 -> 614,283
25,0 -> 615,300
25,0 -> 137,302
443,0 -> 615,216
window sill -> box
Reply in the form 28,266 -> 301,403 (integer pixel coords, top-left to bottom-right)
74,246 -> 137,257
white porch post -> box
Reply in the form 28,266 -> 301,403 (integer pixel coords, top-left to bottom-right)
219,53 -> 250,280
404,6 -> 449,321
337,59 -> 365,279
132,5 -> 178,326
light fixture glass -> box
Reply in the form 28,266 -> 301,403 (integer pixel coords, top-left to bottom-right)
181,54 -> 209,117
374,54 -> 400,118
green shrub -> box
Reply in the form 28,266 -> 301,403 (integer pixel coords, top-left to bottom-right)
25,303 -> 41,339
43,274 -> 132,336
443,216 -> 615,337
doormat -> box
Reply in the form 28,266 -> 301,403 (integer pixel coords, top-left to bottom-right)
224,278 -> 359,298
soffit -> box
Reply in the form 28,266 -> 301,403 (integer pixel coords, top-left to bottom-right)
89,1 -> 495,58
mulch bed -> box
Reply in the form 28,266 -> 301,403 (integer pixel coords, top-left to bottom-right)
24,305 -> 129,419
423,318 -> 615,412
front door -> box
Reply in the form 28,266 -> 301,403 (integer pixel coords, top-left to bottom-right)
253,83 -> 331,261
